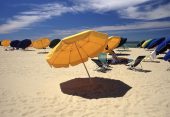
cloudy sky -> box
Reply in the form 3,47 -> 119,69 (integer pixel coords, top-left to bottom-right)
0,0 -> 170,41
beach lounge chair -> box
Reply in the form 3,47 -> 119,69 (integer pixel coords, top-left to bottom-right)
127,56 -> 146,70
143,50 -> 157,61
91,53 -> 111,72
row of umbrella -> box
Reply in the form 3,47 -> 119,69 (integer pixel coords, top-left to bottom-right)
137,37 -> 170,63
0,38 -> 61,50
137,37 -> 170,55
0,34 -> 127,53
1,30 -> 127,79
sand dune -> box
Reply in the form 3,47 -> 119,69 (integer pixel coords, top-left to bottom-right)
0,47 -> 170,117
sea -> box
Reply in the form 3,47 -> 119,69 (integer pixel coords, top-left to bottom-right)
125,41 -> 140,48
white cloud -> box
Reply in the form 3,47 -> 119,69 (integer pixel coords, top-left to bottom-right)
47,21 -> 170,38
0,0 -> 169,34
0,3 -> 74,34
72,0 -> 150,12
119,3 -> 170,20
92,21 -> 170,31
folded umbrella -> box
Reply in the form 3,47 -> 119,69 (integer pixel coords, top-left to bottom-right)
10,40 -> 20,48
1,39 -> 11,47
17,39 -> 32,49
49,39 -> 60,48
137,40 -> 145,48
156,37 -> 170,55
164,50 -> 170,61
147,37 -> 165,49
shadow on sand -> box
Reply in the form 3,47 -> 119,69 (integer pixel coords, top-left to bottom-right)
128,68 -> 152,73
23,49 -> 35,51
60,77 -> 132,99
37,52 -> 49,54
116,49 -> 131,52
142,60 -> 160,63
115,53 -> 131,56
157,57 -> 164,60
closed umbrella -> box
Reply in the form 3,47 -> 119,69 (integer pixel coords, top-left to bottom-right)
33,38 -> 50,49
1,40 -> 11,47
117,38 -> 127,47
147,37 -> 165,49
17,39 -> 32,49
137,40 -> 145,48
49,39 -> 60,48
10,40 -> 20,49
164,50 -> 170,61
46,30 -> 108,78
156,37 -> 170,55
142,39 -> 152,48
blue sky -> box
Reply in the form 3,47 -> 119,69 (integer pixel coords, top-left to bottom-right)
0,0 -> 170,41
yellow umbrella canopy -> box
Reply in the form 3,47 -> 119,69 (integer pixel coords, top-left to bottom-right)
1,40 -> 11,47
46,30 -> 108,77
33,38 -> 50,49
104,36 -> 121,53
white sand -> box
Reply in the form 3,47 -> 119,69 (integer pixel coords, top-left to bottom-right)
0,47 -> 170,117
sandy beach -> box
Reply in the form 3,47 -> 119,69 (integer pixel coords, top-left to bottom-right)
0,47 -> 170,117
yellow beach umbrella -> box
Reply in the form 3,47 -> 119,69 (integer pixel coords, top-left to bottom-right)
1,40 -> 11,47
33,38 -> 50,49
46,30 -> 108,78
104,36 -> 121,53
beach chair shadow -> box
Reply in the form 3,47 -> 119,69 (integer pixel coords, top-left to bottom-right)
142,60 -> 160,63
115,53 -> 130,56
108,57 -> 129,65
60,77 -> 132,99
127,56 -> 149,71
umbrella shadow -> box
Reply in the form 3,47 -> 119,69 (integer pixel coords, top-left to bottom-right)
23,49 -> 35,51
37,52 -> 49,54
60,77 -> 132,99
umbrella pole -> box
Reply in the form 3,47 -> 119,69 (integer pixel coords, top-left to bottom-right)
75,43 -> 91,78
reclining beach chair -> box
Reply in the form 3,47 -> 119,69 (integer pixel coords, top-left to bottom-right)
143,50 -> 157,62
127,56 -> 146,70
91,53 -> 111,72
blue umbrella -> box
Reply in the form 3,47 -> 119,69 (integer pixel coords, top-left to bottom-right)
164,50 -> 170,61
147,37 -> 165,49
144,39 -> 154,48
137,40 -> 145,48
10,40 -> 20,48
49,39 -> 60,48
118,38 -> 127,47
156,37 -> 170,55
17,39 -> 32,49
